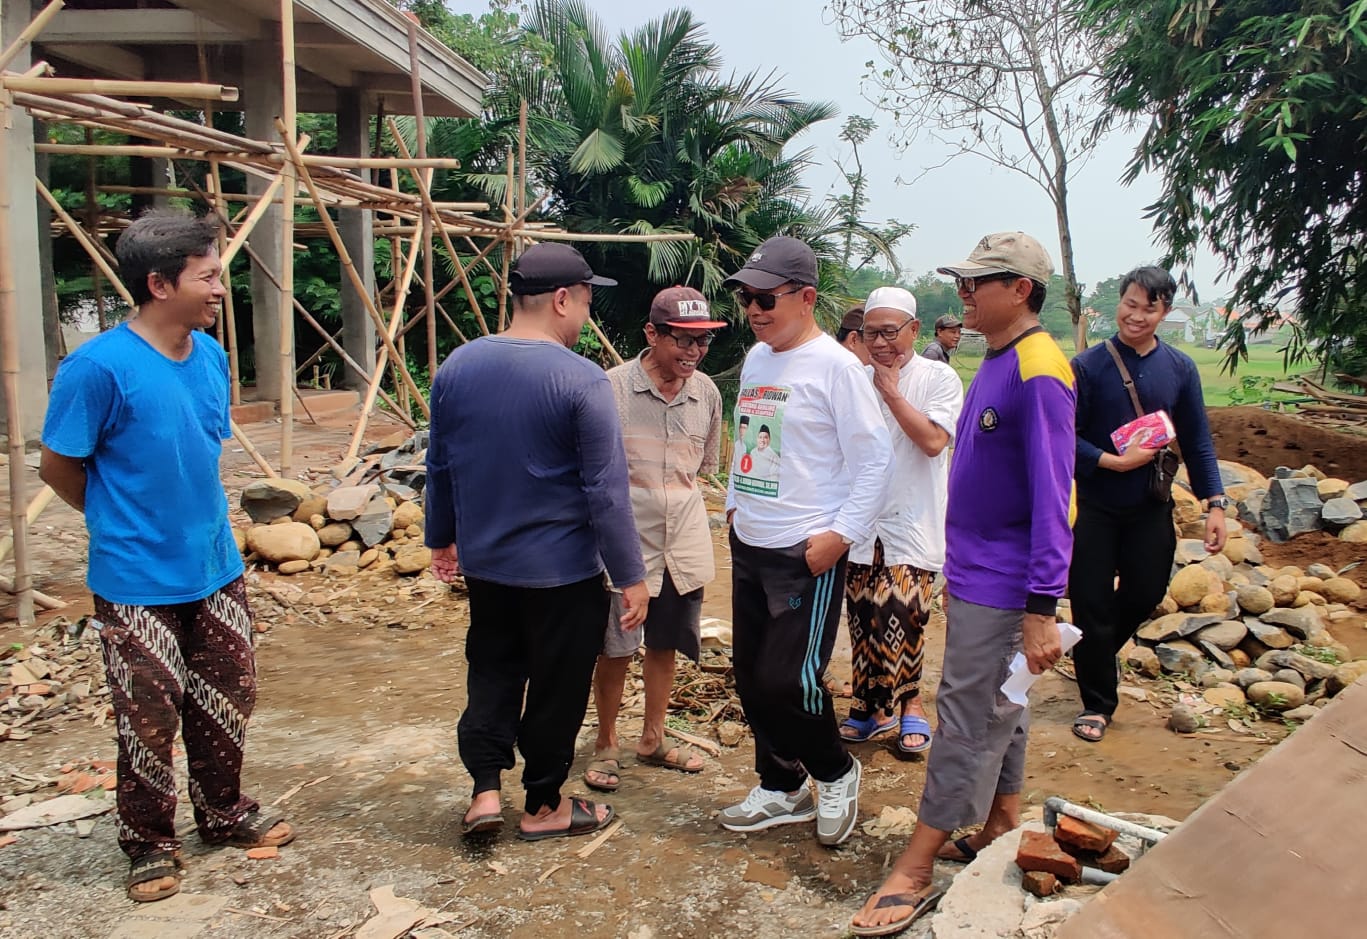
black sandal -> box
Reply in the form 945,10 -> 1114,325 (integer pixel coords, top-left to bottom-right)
126,850 -> 183,903
218,807 -> 296,848
1072,711 -> 1110,743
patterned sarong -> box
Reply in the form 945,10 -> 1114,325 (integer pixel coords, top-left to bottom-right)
844,538 -> 934,719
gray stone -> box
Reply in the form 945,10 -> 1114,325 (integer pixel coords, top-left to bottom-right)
1175,539 -> 1209,564
316,522 -> 353,548
327,484 -> 380,521
1259,606 -> 1325,640
323,550 -> 361,575
1322,497 -> 1364,528
240,478 -> 313,523
1233,667 -> 1275,688
1262,477 -> 1324,543
1274,466 -> 1293,479
1255,650 -> 1336,681
1282,705 -> 1320,722
1168,706 -> 1201,733
1195,620 -> 1247,651
1235,584 -> 1275,615
1306,563 -> 1337,580
1200,668 -> 1235,688
1199,640 -> 1235,668
1200,554 -> 1235,581
1125,646 -> 1162,679
1346,480 -> 1367,502
1156,640 -> 1206,676
708,512 -> 728,530
1244,618 -> 1295,649
1272,668 -> 1306,689
1136,613 -> 1226,643
1246,681 -> 1306,711
381,482 -> 420,504
1237,488 -> 1267,531
351,495 -> 395,548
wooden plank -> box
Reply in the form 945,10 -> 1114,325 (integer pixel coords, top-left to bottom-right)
1058,678 -> 1367,939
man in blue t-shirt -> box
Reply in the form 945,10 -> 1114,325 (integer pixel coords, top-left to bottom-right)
425,243 -> 647,842
1069,266 -> 1227,743
40,211 -> 292,904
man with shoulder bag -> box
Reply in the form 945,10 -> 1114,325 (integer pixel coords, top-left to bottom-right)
1068,266 -> 1227,743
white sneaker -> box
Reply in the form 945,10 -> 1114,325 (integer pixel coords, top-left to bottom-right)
719,784 -> 816,832
815,757 -> 861,846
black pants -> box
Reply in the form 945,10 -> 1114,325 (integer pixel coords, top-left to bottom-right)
458,574 -> 609,815
730,530 -> 853,791
1069,499 -> 1176,717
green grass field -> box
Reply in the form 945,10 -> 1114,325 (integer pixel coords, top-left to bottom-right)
945,333 -> 1307,407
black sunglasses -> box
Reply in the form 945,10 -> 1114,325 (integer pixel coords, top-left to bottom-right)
953,272 -> 1022,294
735,285 -> 804,311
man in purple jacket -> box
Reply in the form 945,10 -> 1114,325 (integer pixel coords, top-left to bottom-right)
852,232 -> 1076,936
426,244 -> 648,842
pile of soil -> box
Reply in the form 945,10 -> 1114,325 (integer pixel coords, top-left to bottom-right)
1207,406 -> 1367,481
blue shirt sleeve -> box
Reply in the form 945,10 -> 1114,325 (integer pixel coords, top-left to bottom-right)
576,374 -> 646,587
1172,353 -> 1223,500
1023,373 -> 1077,612
423,367 -> 458,550
42,356 -> 120,459
1072,354 -> 1105,478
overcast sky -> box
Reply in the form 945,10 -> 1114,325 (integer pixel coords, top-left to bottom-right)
582,0 -> 1228,302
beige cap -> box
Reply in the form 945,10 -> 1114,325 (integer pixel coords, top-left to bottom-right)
937,232 -> 1054,286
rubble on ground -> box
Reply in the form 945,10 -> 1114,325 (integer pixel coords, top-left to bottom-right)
1198,459 -> 1367,543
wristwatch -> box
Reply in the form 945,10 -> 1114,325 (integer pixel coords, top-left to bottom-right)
1207,496 -> 1230,510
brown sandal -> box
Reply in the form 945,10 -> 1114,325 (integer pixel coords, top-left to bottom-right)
637,740 -> 704,773
584,748 -> 622,792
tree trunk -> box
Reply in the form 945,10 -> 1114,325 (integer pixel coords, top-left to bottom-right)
1052,167 -> 1085,352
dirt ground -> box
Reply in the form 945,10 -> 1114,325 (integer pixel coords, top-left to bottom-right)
1,408 -> 1365,938
1207,405 -> 1367,481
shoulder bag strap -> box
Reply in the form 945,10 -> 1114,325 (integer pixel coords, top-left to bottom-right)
1104,339 -> 1146,420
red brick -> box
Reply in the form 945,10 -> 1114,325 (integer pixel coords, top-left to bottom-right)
1094,843 -> 1131,874
1016,830 -> 1082,883
1022,870 -> 1059,897
1055,814 -> 1118,853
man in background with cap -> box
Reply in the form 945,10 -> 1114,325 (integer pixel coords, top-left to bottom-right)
920,314 -> 963,365
585,286 -> 725,792
852,233 -> 1075,935
719,235 -> 892,848
840,286 -> 963,759
836,304 -> 871,365
426,243 -> 648,842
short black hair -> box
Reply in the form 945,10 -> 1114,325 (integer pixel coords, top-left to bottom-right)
1026,279 -> 1047,314
1120,265 -> 1177,309
739,415 -> 750,426
837,326 -> 859,343
117,210 -> 220,306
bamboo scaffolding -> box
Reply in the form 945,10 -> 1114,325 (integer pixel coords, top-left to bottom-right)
209,158 -> 242,404
407,19 -> 438,381
0,77 -> 239,102
0,485 -> 54,565
278,0 -> 299,475
0,0 -> 64,73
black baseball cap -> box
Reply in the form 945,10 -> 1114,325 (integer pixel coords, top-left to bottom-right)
722,236 -> 818,290
508,243 -> 617,296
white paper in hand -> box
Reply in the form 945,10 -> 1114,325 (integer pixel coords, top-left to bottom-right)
1000,621 -> 1083,706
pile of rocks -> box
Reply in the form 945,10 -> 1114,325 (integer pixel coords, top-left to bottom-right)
234,432 -> 433,578
1201,459 -> 1367,543
1121,503 -> 1366,723
1,622 -> 109,742
1015,815 -> 1131,898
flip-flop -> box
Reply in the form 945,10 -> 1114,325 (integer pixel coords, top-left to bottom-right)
1072,712 -> 1110,743
936,835 -> 978,863
850,884 -> 945,936
895,715 -> 933,756
637,741 -> 703,774
585,748 -> 623,791
840,714 -> 899,743
517,798 -> 615,842
461,812 -> 504,837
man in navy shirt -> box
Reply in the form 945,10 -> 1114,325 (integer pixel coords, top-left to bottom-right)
1069,266 -> 1227,742
425,243 -> 647,841
41,211 -> 293,903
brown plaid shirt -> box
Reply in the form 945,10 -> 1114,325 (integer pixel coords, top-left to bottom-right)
606,352 -> 723,595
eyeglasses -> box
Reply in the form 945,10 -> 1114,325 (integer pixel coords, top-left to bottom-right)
735,285 -> 804,311
860,317 -> 918,343
657,328 -> 717,350
953,273 -> 1021,294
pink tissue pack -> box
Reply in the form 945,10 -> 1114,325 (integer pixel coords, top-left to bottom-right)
1110,410 -> 1175,453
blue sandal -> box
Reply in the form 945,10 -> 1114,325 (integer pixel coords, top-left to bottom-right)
896,715 -> 933,755
840,713 -> 899,742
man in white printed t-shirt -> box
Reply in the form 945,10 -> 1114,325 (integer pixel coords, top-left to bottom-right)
718,236 -> 893,848
840,287 -> 964,760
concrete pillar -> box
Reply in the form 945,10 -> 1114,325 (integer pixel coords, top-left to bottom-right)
241,39 -> 284,403
335,90 -> 376,390
129,156 -> 173,215
0,0 -> 51,442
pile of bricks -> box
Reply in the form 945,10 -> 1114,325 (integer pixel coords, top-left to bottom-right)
1015,815 -> 1132,898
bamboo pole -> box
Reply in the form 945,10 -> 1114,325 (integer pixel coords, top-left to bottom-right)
0,77 -> 239,102
220,175 -> 284,268
36,178 -> 132,307
277,0 -> 300,475
207,166 -> 225,348
0,0 -> 65,73
274,121 -> 428,416
345,227 -> 422,464
0,85 -> 35,623
407,19 -> 438,383
0,485 -> 55,565
210,159 -> 243,404
0,574 -> 65,611
232,422 -> 278,478
498,148 -> 514,330
85,127 -> 106,331
388,166 -> 410,418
